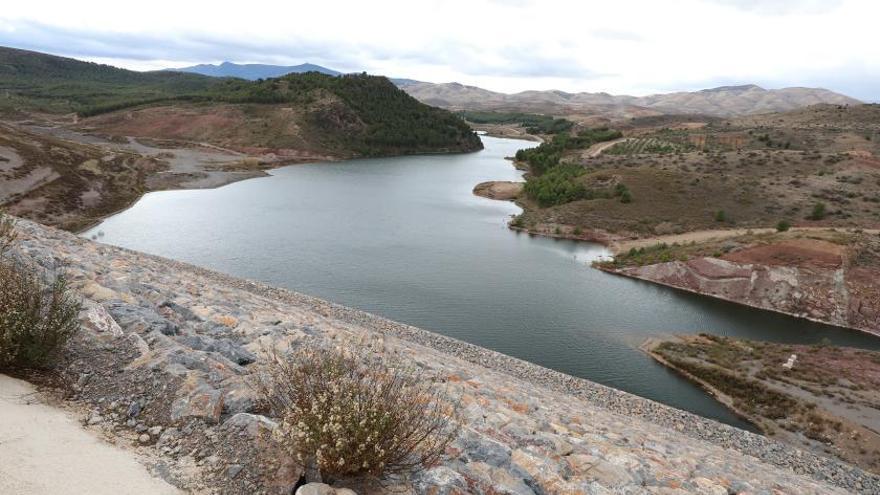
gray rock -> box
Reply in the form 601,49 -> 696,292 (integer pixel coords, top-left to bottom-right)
178,335 -> 256,366
295,483 -> 336,495
456,427 -> 512,467
160,301 -> 202,322
127,401 -> 142,418
106,301 -> 179,336
138,433 -> 151,444
226,464 -> 243,479
414,466 -> 468,494
79,301 -> 123,336
221,413 -> 277,438
170,384 -> 224,424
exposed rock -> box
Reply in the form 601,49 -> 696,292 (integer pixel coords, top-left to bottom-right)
79,300 -> 123,336
107,301 -> 179,336
296,483 -> 353,495
170,378 -> 224,424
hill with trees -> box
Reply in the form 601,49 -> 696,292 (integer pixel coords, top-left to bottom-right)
0,46 -> 481,156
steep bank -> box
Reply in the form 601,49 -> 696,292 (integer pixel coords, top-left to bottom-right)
600,229 -> 880,337
8,218 -> 879,494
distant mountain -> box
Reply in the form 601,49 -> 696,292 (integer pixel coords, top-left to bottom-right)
400,82 -> 862,118
170,61 -> 341,80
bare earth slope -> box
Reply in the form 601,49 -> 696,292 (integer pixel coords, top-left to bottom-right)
8,218 -> 878,494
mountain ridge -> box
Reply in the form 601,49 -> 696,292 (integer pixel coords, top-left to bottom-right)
401,81 -> 862,118
170,61 -> 341,79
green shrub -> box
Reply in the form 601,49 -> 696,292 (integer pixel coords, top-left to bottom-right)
715,210 -> 727,222
255,347 -> 459,482
0,261 -> 82,370
619,189 -> 633,203
510,215 -> 525,228
523,164 -> 587,206
808,202 -> 827,220
776,220 -> 791,232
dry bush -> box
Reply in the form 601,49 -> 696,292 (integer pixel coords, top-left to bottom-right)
0,260 -> 81,370
254,346 -> 459,482
0,210 -> 15,256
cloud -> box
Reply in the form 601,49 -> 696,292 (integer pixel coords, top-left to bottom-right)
0,0 -> 875,99
707,0 -> 843,14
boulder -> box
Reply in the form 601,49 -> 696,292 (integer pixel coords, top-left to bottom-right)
106,301 -> 179,336
79,301 -> 123,336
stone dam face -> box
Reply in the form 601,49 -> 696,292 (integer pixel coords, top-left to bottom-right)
9,219 -> 878,494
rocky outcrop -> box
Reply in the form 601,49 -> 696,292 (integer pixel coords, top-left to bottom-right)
618,252 -> 880,336
11,219 -> 879,494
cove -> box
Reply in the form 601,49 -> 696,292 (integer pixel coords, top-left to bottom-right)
83,136 -> 880,430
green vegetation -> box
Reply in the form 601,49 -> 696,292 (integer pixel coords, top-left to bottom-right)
458,111 -> 573,134
715,210 -> 727,222
606,243 -> 686,267
254,346 -> 458,482
514,128 -> 624,208
606,137 -> 687,155
515,128 -> 622,175
615,184 -> 633,203
523,165 -> 589,206
0,46 -> 218,115
808,202 -> 827,220
776,220 -> 792,232
0,213 -> 81,370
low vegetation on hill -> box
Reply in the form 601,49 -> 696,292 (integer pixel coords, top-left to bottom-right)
458,111 -> 574,134
510,104 -> 880,237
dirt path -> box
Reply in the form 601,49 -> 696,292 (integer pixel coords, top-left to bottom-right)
0,374 -> 181,495
582,137 -> 627,158
612,227 -> 880,254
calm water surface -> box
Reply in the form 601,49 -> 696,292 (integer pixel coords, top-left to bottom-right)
85,136 -> 880,429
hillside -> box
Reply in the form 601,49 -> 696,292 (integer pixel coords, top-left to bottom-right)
401,81 -> 861,118
0,47 -> 481,230
81,72 -> 482,156
170,61 -> 341,79
0,46 -> 219,116
493,104 -> 880,334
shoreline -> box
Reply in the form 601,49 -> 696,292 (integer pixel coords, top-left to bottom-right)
475,136 -> 880,340
74,139 -> 487,235
60,220 -> 878,491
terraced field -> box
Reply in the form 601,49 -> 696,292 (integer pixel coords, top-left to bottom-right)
605,137 -> 689,155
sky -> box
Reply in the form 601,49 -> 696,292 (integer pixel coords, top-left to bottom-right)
0,0 -> 877,101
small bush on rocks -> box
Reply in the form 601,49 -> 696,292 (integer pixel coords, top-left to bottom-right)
776,220 -> 791,232
0,261 -> 82,370
0,210 -> 15,256
255,346 -> 459,483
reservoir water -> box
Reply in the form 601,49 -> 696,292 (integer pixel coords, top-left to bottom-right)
84,136 -> 880,429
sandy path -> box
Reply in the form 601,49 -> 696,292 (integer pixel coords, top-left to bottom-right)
612,227 -> 880,254
0,374 -> 181,495
582,137 -> 627,158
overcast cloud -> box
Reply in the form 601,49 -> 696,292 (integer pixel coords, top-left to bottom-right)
0,0 -> 876,100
